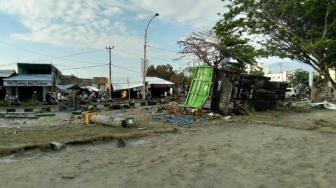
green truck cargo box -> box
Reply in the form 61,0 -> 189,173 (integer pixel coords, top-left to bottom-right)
183,66 -> 214,109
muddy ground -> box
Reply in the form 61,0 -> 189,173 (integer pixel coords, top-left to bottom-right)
0,106 -> 178,155
0,108 -> 336,187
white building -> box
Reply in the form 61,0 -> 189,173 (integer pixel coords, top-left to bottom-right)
265,71 -> 294,82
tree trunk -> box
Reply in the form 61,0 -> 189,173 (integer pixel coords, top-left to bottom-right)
322,67 -> 336,89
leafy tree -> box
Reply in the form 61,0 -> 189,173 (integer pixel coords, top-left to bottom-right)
290,69 -> 321,86
177,30 -> 222,66
220,0 -> 336,88
146,64 -> 192,87
249,68 -> 265,76
290,70 -> 309,86
59,74 -> 80,85
214,10 -> 260,72
147,64 -> 175,81
178,28 -> 259,73
170,72 -> 192,88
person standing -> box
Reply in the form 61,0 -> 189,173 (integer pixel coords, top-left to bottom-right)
305,86 -> 311,99
32,90 -> 38,106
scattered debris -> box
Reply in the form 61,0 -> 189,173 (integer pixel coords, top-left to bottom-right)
183,66 -> 213,109
125,117 -> 135,126
24,108 -> 33,112
71,110 -> 82,115
291,98 -> 336,110
0,112 -> 55,119
61,175 -> 75,179
41,107 -> 51,112
117,137 -> 126,148
137,127 -> 148,130
49,141 -> 65,151
152,114 -> 194,128
224,116 -> 232,120
2,113 -> 37,119
311,101 -> 336,110
6,109 -> 16,113
35,112 -> 56,117
90,115 -> 127,127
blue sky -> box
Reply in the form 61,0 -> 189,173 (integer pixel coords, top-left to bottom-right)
0,0 -> 312,81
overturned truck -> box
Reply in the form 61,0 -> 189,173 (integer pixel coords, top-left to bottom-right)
184,66 -> 288,114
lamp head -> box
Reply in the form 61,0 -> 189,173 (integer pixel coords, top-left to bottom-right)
155,13 -> 159,16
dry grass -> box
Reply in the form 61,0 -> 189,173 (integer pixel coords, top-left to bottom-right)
232,109 -> 336,132
0,122 -> 178,157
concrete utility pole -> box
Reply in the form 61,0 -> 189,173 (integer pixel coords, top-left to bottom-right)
127,77 -> 131,101
106,46 -> 114,100
142,13 -> 159,100
278,62 -> 284,81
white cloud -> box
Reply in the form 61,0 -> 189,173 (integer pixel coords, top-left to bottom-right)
0,0 -> 225,61
130,0 -> 224,26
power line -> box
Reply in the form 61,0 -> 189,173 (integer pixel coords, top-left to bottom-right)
57,61 -> 141,74
112,63 -> 141,74
0,40 -> 104,65
24,49 -> 102,63
0,40 -> 183,74
60,63 -> 109,71
148,46 -> 179,54
0,40 -> 179,65
0,40 -> 54,58
113,47 -> 177,62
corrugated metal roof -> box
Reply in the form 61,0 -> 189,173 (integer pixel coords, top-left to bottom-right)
112,76 -> 174,91
146,77 -> 174,85
0,70 -> 15,78
3,74 -> 52,81
112,81 -> 142,91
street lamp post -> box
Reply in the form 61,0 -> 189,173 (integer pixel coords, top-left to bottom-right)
142,13 -> 159,100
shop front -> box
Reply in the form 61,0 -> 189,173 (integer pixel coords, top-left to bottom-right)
4,75 -> 52,101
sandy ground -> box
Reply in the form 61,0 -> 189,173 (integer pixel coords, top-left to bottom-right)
1,120 -> 336,188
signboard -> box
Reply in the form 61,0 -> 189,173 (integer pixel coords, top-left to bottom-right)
4,80 -> 52,87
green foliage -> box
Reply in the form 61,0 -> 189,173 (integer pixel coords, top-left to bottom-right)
146,64 -> 192,87
214,8 -> 260,72
290,70 -> 309,86
146,64 -> 175,81
249,69 -> 264,76
178,26 -> 259,73
220,0 -> 336,87
59,74 -> 80,85
170,72 -> 192,88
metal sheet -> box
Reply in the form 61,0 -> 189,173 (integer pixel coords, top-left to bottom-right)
184,66 -> 213,109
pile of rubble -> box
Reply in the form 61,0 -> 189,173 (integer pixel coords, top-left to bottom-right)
290,98 -> 336,110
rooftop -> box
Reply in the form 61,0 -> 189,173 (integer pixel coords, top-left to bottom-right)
3,74 -> 52,81
112,76 -> 174,91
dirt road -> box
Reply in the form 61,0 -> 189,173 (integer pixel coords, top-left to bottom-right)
1,122 -> 336,188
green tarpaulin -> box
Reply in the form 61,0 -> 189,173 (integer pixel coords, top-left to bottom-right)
184,66 -> 213,109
